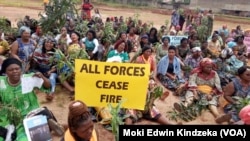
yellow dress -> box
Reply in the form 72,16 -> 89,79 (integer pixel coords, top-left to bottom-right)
64,129 -> 98,141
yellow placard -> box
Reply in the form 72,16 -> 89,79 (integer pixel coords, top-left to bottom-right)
75,59 -> 150,110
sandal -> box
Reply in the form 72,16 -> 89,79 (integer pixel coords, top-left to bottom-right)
46,94 -> 54,101
173,103 -> 183,112
215,114 -> 232,124
48,119 -> 65,136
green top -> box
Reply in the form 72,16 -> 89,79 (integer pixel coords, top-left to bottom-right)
155,44 -> 168,62
0,74 -> 46,141
107,50 -> 129,62
0,74 -> 41,117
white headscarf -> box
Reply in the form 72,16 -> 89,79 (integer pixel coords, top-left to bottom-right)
106,56 -> 122,63
192,47 -> 201,52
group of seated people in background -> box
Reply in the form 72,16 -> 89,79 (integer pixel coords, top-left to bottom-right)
0,11 -> 250,141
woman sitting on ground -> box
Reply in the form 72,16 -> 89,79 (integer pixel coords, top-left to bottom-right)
107,40 -> 129,63
174,58 -> 224,122
134,45 -> 156,79
155,36 -> 170,62
0,58 -> 64,141
62,100 -> 98,141
157,46 -> 185,91
217,66 -> 250,124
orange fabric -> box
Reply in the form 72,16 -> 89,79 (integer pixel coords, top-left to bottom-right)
219,96 -> 228,108
64,129 -> 98,141
197,85 -> 213,94
136,55 -> 155,73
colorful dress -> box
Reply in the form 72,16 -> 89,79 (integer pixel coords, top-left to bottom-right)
155,44 -> 168,62
82,3 -> 93,20
33,48 -> 57,94
17,38 -> 36,72
184,71 -> 223,106
135,55 -> 155,73
0,74 -> 43,141
224,78 -> 250,122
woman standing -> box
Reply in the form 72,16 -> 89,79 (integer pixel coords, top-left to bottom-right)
81,0 -> 94,21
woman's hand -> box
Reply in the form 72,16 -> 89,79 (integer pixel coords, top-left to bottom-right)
206,94 -> 213,101
46,71 -> 51,76
193,90 -> 199,100
170,74 -> 176,80
33,72 -> 44,78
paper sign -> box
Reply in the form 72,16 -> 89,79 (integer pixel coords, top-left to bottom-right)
163,35 -> 188,47
21,75 -> 44,94
75,59 -> 150,110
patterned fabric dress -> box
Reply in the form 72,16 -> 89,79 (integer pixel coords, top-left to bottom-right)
0,74 -> 43,141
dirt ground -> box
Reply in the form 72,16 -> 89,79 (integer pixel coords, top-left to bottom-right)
1,3 -> 250,141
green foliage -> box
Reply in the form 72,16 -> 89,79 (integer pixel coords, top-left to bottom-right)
39,0 -> 80,34
144,85 -> 164,113
103,22 -> 116,44
0,17 -> 18,44
233,96 -> 250,113
0,100 -> 23,127
50,47 -> 89,82
107,100 -> 129,141
168,102 -> 207,122
74,20 -> 89,39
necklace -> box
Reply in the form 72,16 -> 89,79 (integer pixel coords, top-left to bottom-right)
7,77 -> 21,87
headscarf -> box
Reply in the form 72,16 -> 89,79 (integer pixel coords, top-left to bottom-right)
227,41 -> 237,48
19,26 -> 31,36
192,47 -> 201,52
239,105 -> 250,125
106,56 -> 122,63
190,58 -> 216,79
140,34 -> 148,39
225,37 -> 234,43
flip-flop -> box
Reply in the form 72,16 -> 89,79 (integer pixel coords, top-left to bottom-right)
215,114 -> 232,124
48,119 -> 65,136
173,102 -> 183,112
46,94 -> 54,101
